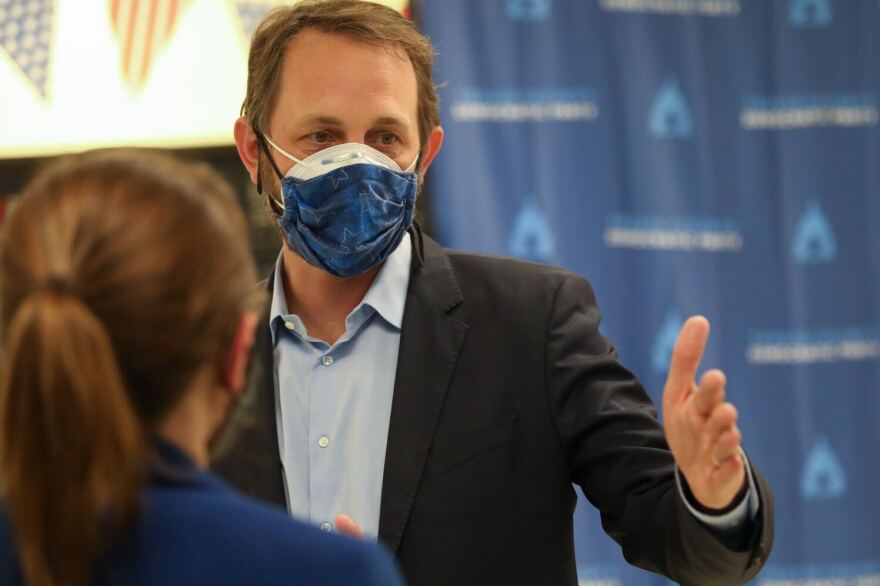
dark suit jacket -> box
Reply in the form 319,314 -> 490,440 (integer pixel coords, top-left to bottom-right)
0,442 -> 402,586
212,231 -> 774,586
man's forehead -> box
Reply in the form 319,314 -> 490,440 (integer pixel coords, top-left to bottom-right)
271,28 -> 418,129
278,30 -> 415,96
283,27 -> 413,72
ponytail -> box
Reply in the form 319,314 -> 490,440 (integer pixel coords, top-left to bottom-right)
0,285 -> 145,586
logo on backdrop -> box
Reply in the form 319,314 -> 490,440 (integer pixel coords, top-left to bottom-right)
792,199 -> 836,264
746,327 -> 880,365
759,564 -> 880,586
649,79 -> 694,139
789,0 -> 833,27
801,436 -> 847,500
450,87 -> 599,123
741,93 -> 878,130
652,310 -> 684,373
508,199 -> 556,263
598,0 -> 740,16
604,214 -> 743,252
506,0 -> 552,21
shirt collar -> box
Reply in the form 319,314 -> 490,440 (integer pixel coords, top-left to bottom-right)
269,234 -> 412,346
269,252 -> 291,346
360,233 -> 411,329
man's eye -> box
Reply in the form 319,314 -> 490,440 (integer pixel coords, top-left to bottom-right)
377,133 -> 398,146
308,131 -> 333,144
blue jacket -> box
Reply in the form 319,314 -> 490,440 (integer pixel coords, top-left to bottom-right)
0,442 -> 403,585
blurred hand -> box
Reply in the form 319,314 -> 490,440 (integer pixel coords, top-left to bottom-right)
662,316 -> 747,510
334,514 -> 364,539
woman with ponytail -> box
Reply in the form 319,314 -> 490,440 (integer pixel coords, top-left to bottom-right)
0,149 -> 402,586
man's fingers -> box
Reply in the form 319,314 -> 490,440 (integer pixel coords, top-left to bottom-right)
334,514 -> 364,539
704,402 -> 737,440
711,451 -> 745,487
694,371 -> 727,416
711,426 -> 742,465
664,316 -> 710,405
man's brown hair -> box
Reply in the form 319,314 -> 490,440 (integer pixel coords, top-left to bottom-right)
243,0 -> 440,145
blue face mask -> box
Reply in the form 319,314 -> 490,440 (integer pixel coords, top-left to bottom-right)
262,136 -> 419,278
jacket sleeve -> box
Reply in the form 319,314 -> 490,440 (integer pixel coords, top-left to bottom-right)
544,274 -> 774,585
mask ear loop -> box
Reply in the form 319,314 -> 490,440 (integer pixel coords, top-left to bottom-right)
407,146 -> 426,267
408,220 -> 426,268
404,151 -> 421,174
254,131 -> 286,216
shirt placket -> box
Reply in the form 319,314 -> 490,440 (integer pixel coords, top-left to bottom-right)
308,343 -> 339,533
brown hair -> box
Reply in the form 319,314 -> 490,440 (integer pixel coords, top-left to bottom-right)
243,0 -> 440,145
0,149 -> 263,586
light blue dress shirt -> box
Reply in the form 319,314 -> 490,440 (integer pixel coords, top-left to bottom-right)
270,235 -> 412,539
270,233 -> 756,539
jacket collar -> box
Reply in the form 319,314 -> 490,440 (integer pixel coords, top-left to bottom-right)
405,225 -> 464,314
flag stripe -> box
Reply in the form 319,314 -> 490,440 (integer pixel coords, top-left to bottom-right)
110,0 -> 121,29
137,0 -> 159,87
120,0 -> 138,87
110,0 -> 182,90
165,0 -> 178,40
146,0 -> 173,88
128,0 -> 151,87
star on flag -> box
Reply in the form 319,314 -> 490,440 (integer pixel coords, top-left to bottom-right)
0,0 -> 54,99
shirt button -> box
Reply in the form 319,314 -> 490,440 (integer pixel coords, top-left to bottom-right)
320,521 -> 332,532
322,355 -> 334,366
284,321 -> 295,331
318,435 -> 330,448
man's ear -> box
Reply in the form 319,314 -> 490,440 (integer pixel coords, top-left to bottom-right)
222,311 -> 259,396
417,125 -> 444,182
234,117 -> 261,185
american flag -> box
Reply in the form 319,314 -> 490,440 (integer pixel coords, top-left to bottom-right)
0,0 -> 54,99
109,0 -> 187,91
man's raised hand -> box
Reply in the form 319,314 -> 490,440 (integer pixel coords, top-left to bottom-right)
662,316 -> 747,510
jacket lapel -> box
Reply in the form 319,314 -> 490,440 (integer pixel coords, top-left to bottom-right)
378,233 -> 469,552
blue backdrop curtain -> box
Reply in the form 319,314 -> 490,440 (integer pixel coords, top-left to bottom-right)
420,0 -> 880,583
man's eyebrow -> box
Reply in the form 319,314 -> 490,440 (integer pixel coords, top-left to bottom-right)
292,115 -> 410,128
296,115 -> 346,127
372,116 -> 410,127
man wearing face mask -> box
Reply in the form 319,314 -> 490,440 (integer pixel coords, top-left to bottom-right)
212,1 -> 775,585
